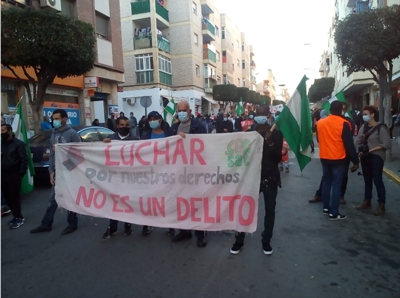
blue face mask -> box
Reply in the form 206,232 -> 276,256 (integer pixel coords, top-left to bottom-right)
53,120 -> 62,129
178,112 -> 189,122
223,118 -> 228,121
149,120 -> 161,129
254,116 -> 268,125
249,115 -> 254,119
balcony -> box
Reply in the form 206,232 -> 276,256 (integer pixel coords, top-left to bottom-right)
200,0 -> 214,15
133,35 -> 170,53
136,71 -> 154,84
156,1 -> 169,22
159,71 -> 172,85
201,18 -> 215,43
131,1 -> 150,15
157,36 -> 170,53
203,44 -> 216,66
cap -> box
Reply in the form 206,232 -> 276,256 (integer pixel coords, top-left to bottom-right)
148,111 -> 163,119
197,112 -> 202,117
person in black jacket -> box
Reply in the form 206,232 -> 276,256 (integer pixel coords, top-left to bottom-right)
230,105 -> 283,255
1,123 -> 28,229
101,117 -> 153,239
167,101 -> 208,247
218,113 -> 234,133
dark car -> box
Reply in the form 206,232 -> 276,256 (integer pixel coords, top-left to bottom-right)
29,126 -> 114,183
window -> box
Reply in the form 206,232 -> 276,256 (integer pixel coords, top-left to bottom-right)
215,26 -> 219,37
159,55 -> 171,74
237,59 -> 240,67
236,40 -> 239,48
96,13 -> 109,39
237,78 -> 240,86
135,54 -> 154,83
242,42 -> 245,51
217,76 -> 221,84
242,79 -> 246,87
195,64 -> 200,76
61,0 -> 74,17
216,51 -> 220,61
232,63 -> 234,71
242,60 -> 245,69
222,27 -> 225,39
194,33 -> 198,45
193,2 -> 197,15
223,74 -> 227,84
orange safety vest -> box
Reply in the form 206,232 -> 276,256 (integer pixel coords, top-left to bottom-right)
318,115 -> 350,160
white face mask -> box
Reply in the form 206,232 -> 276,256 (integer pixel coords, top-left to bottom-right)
254,116 -> 268,125
178,111 -> 189,122
363,115 -> 370,122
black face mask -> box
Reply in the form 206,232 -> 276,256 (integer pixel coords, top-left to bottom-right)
1,132 -> 10,141
118,127 -> 130,136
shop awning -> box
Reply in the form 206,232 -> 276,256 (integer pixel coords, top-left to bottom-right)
202,96 -> 218,105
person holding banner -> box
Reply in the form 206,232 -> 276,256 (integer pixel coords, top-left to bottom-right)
100,116 -> 154,239
230,105 -> 283,255
30,109 -> 82,235
168,101 -> 208,247
1,124 -> 28,229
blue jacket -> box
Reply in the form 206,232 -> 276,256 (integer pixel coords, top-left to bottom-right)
168,118 -> 206,135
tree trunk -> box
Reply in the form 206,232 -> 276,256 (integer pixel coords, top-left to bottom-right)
378,74 -> 393,161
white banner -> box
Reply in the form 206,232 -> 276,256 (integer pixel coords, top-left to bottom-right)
269,104 -> 284,114
55,132 -> 263,232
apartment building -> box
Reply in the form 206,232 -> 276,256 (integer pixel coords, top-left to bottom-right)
249,45 -> 257,91
1,0 -> 124,128
118,0 -> 254,117
322,0 -> 400,112
256,69 -> 277,100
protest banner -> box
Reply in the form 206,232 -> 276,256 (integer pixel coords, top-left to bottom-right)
269,104 -> 284,114
241,120 -> 254,131
55,132 -> 263,232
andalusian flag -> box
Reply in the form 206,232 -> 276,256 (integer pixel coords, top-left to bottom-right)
236,97 -> 243,115
275,76 -> 312,172
322,91 -> 352,119
163,97 -> 176,126
11,104 -> 35,194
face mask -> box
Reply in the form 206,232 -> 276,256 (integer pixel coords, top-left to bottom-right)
254,116 -> 269,125
53,120 -> 62,129
118,127 -> 130,136
249,115 -> 254,119
178,112 -> 189,122
362,115 -> 370,122
341,111 -> 345,116
149,120 -> 160,129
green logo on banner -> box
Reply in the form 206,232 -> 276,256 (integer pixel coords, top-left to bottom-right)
225,139 -> 251,167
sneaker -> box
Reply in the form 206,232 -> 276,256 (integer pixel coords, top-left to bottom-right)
329,213 -> 347,220
1,206 -> 11,216
197,236 -> 207,248
10,218 -> 24,229
171,231 -> 192,242
285,168 -> 290,173
142,226 -> 153,236
8,218 -> 17,226
30,226 -> 52,233
262,243 -> 273,255
102,227 -> 117,239
124,224 -> 133,236
230,242 -> 244,255
61,226 -> 77,235
167,228 -> 175,236
323,208 -> 329,215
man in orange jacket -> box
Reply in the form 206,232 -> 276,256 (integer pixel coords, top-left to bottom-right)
317,101 -> 359,220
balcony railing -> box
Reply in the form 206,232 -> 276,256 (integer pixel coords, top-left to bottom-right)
159,71 -> 172,85
156,1 -> 169,21
203,49 -> 216,63
136,71 -> 154,84
131,1 -> 150,15
157,36 -> 170,53
201,18 -> 215,35
133,35 -> 170,53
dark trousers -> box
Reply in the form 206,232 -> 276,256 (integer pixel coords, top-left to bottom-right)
109,219 -> 131,232
179,230 -> 206,239
1,172 -> 23,218
321,162 -> 345,216
235,185 -> 278,244
316,160 -> 349,198
361,154 -> 386,203
315,178 -> 323,197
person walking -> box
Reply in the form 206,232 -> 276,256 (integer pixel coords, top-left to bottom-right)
354,106 -> 391,216
41,116 -> 52,131
317,101 -> 359,220
167,101 -> 208,247
129,112 -> 138,137
1,124 -> 28,229
230,105 -> 283,255
30,109 -> 82,235
201,114 -> 215,134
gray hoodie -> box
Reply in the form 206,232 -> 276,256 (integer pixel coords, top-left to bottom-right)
354,123 -> 391,161
49,125 -> 81,174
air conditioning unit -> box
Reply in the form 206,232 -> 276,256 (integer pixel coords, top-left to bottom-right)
127,98 -> 136,106
40,0 -> 62,12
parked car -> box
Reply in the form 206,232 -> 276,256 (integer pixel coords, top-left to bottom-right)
29,126 -> 114,184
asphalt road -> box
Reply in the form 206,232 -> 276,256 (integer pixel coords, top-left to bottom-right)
2,153 -> 400,298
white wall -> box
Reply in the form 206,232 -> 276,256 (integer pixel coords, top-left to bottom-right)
95,0 -> 110,17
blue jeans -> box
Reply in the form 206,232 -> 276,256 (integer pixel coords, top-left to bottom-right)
40,185 -> 78,229
361,154 -> 386,203
321,162 -> 346,216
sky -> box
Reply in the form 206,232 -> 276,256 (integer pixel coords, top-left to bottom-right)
214,0 -> 335,94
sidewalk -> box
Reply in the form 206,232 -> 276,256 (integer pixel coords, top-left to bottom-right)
383,137 -> 400,185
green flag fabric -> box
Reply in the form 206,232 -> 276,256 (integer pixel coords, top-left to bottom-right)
236,97 -> 243,115
275,76 -> 312,172
163,97 -> 176,126
322,91 -> 352,119
11,103 -> 35,193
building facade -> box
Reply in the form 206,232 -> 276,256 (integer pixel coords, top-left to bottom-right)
118,0 -> 254,118
1,0 -> 124,129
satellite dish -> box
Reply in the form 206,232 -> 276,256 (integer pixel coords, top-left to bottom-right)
140,96 -> 152,116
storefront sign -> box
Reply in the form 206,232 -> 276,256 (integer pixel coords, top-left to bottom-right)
46,87 -> 79,97
84,77 -> 99,88
43,102 -> 80,126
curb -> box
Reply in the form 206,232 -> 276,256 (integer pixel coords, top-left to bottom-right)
383,167 -> 400,186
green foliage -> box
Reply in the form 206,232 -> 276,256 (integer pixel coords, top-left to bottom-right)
213,84 -> 238,102
236,87 -> 249,102
272,99 -> 286,106
308,77 -> 335,103
261,96 -> 271,105
1,8 -> 96,79
334,5 -> 400,76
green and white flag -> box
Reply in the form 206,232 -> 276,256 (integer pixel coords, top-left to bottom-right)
322,91 -> 352,119
164,97 -> 176,126
236,97 -> 243,115
11,103 -> 35,194
275,76 -> 312,172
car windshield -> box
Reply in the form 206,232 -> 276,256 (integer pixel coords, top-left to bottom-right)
29,129 -> 53,147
